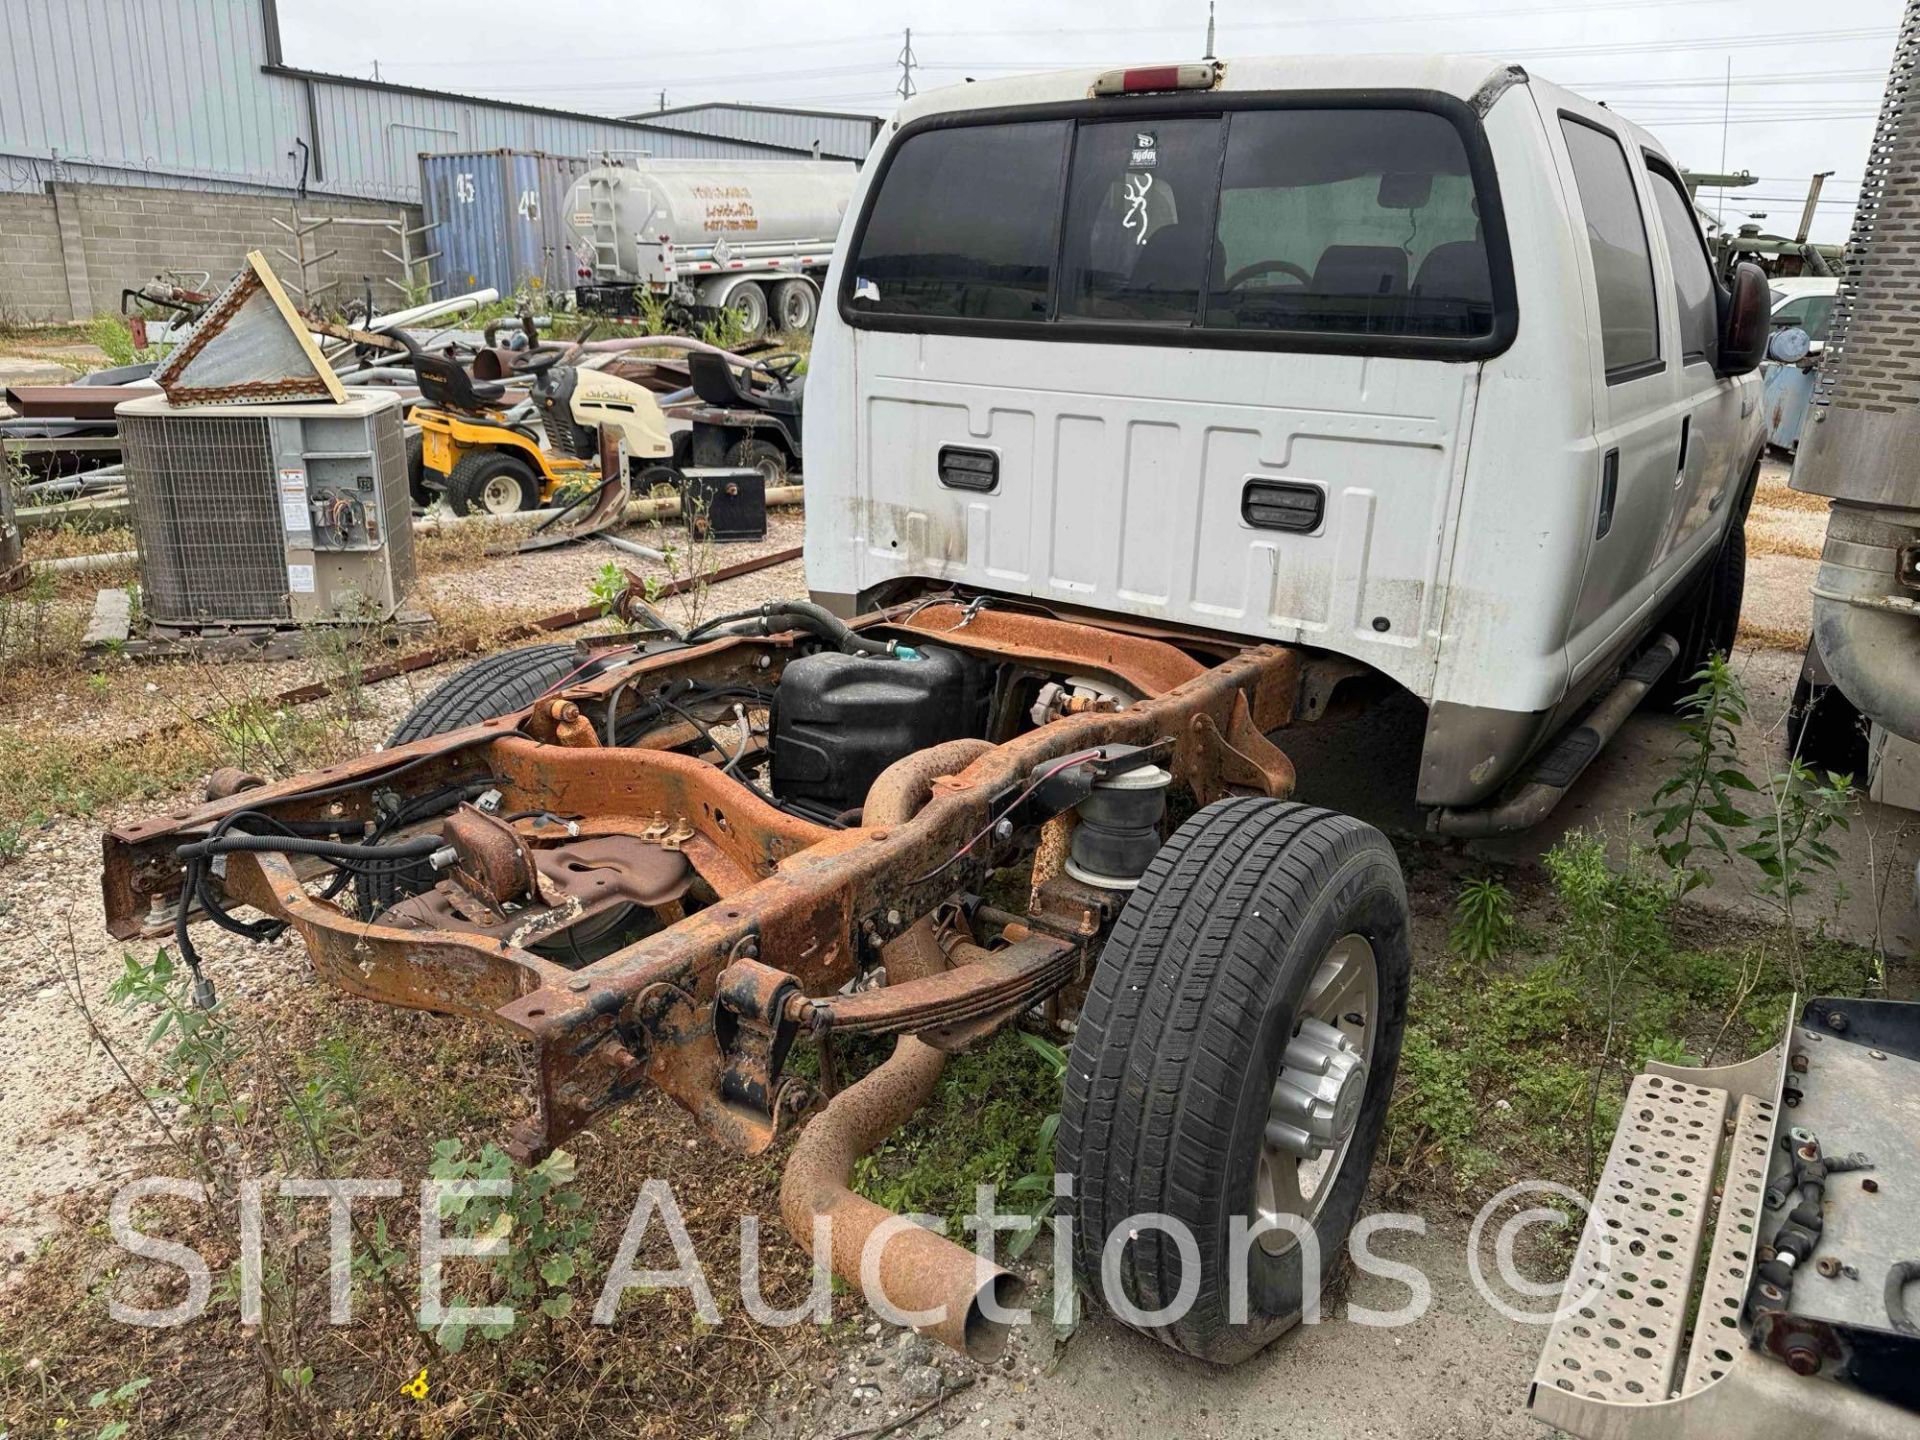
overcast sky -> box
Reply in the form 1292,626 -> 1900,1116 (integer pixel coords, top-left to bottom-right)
279,0 -> 1906,243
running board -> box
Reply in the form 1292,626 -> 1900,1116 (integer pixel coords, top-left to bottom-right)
1431,633 -> 1679,837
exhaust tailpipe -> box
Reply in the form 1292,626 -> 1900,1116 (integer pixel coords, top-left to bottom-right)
779,1035 -> 1024,1360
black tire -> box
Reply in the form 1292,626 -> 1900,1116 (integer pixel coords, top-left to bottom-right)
388,643 -> 582,746
771,279 -> 817,333
366,643 -> 584,917
1058,799 -> 1411,1366
725,436 -> 788,487
1786,637 -> 1871,777
1648,518 -> 1747,711
405,430 -> 433,509
442,450 -> 538,517
726,282 -> 768,341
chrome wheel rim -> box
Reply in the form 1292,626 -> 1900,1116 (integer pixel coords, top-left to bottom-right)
1253,933 -> 1379,1256
480,473 -> 522,514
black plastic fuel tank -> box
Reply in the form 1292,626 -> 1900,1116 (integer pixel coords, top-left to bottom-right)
770,644 -> 986,818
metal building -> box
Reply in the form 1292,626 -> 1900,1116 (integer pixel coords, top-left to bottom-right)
627,104 -> 883,163
0,0 -> 833,202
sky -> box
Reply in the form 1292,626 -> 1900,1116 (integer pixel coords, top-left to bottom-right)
278,0 -> 1909,244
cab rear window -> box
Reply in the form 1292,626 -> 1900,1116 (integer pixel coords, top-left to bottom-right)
846,102 -> 1505,351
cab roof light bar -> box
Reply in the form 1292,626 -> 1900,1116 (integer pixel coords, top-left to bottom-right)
1092,61 -> 1221,97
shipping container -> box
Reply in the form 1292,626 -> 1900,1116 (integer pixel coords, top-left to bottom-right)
419,150 -> 593,300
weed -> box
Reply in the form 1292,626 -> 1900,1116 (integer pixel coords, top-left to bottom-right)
1743,759 -> 1856,988
1647,653 -> 1757,895
1448,875 -> 1517,965
84,1374 -> 150,1440
854,1029 -> 1064,1234
422,1143 -> 593,1352
85,314 -> 159,368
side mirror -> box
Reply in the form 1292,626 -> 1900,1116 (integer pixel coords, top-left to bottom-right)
1715,261 -> 1770,376
1767,325 -> 1813,365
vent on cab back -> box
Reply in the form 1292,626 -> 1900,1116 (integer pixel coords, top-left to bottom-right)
938,445 -> 999,492
1242,478 -> 1325,533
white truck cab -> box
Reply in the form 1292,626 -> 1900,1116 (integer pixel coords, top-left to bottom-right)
806,55 -> 1770,826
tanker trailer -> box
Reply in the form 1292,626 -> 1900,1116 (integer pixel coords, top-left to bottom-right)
1791,3 -> 1920,774
565,158 -> 856,338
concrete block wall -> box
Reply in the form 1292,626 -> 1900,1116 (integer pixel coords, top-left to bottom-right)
0,182 -> 424,323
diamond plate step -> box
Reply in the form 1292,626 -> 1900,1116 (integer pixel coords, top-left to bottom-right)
1533,1074 -> 1730,1404
1681,1091 -> 1777,1393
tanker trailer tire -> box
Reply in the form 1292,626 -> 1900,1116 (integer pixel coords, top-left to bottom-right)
772,279 -> 817,333
1057,799 -> 1411,1366
727,282 -> 769,341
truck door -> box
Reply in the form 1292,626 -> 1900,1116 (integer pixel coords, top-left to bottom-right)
1551,109 -> 1689,682
1643,156 -> 1746,561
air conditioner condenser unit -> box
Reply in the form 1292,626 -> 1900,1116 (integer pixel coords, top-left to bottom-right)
116,390 -> 416,627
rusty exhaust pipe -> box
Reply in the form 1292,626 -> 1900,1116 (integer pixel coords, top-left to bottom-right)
780,1035 -> 1024,1360
778,736 -> 1022,1360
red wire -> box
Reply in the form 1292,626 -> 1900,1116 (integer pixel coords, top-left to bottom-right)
911,749 -> 1101,885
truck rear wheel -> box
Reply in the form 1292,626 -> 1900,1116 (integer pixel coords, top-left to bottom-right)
726,282 -> 768,341
443,451 -> 538,516
1058,799 -> 1410,1365
772,279 -> 817,333
1650,520 -> 1746,709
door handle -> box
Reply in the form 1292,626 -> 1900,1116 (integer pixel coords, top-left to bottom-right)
1597,448 -> 1619,539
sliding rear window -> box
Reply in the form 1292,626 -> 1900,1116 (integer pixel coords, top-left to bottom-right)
844,97 -> 1509,355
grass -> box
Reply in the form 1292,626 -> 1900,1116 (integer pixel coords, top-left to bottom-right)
1752,480 -> 1831,515
1736,617 -> 1808,652
1383,855 -> 1881,1204
849,1030 -> 1062,1231
0,980 -> 842,1440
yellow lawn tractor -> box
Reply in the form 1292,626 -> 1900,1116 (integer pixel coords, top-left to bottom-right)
397,334 -> 675,516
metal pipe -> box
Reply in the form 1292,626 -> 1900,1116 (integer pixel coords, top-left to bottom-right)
575,334 -> 773,373
414,483 -> 802,535
865,739 -> 995,984
779,1035 -> 1023,1361
30,548 -> 136,577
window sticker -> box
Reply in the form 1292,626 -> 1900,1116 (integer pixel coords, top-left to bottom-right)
1123,174 -> 1154,246
1130,131 -> 1158,168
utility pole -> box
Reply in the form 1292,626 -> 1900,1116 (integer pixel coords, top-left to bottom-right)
1204,2 -> 1216,60
659,89 -> 668,112
372,58 -> 382,83
896,28 -> 918,100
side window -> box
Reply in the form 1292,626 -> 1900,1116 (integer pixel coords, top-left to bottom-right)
1774,295 -> 1836,343
847,121 -> 1069,320
1559,116 -> 1660,380
1204,108 -> 1496,339
1057,118 -> 1224,324
1647,164 -> 1718,367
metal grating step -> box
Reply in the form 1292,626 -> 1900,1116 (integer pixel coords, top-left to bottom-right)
1681,1091 -> 1776,1393
1533,1074 -> 1730,1404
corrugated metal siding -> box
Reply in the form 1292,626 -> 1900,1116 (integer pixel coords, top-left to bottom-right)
639,106 -> 880,161
420,151 -> 590,297
0,0 -> 802,199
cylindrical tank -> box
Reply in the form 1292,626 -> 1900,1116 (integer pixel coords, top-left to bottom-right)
565,159 -> 856,282
1791,0 -> 1920,742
